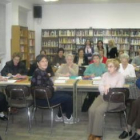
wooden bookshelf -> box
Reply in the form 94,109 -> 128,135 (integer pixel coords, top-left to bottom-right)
11,26 -> 35,68
28,30 -> 35,67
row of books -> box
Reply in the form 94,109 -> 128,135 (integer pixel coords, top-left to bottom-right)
43,41 -> 59,47
29,40 -> 35,46
59,38 -> 75,44
28,32 -> 35,39
43,31 -> 58,37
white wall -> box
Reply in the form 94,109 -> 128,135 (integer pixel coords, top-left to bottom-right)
34,3 -> 140,55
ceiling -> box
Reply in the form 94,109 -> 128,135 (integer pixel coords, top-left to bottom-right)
27,0 -> 140,5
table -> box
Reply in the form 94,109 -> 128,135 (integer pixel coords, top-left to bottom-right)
75,79 -> 140,122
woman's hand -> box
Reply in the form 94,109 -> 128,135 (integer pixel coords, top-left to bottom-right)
65,73 -> 70,77
0,76 -> 8,81
7,73 -> 12,77
104,85 -> 110,95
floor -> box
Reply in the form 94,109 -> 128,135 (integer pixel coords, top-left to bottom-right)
0,94 -> 134,140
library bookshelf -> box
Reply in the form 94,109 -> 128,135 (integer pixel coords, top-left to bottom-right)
41,28 -> 140,60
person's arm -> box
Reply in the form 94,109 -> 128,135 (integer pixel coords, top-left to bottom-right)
47,64 -> 54,77
84,65 -> 93,76
98,73 -> 107,95
115,47 -> 118,57
1,63 -> 9,76
69,64 -> 79,76
115,74 -> 125,87
84,56 -> 89,65
19,62 -> 27,75
130,65 -> 136,77
55,65 -> 66,77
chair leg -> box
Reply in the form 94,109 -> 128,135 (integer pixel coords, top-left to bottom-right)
27,107 -> 31,133
41,110 -> 44,123
123,111 -> 129,136
5,109 -> 10,134
59,106 -> 65,126
102,113 -> 106,140
120,112 -> 123,128
50,108 -> 54,134
32,107 -> 37,124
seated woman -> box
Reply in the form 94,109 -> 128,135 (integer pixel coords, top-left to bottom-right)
90,49 -> 107,64
118,53 -> 136,78
0,77 -> 9,121
84,52 -> 107,78
74,48 -> 88,66
1,52 -> 27,77
52,48 -> 66,67
119,78 -> 140,140
31,55 -> 73,124
88,59 -> 125,140
55,54 -> 78,77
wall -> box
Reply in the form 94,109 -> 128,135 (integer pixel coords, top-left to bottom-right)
34,3 -> 140,55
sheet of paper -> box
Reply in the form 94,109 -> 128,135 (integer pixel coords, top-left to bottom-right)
57,77 -> 69,80
76,76 -> 82,80
54,80 -> 66,84
92,80 -> 101,85
0,80 -> 17,83
92,76 -> 101,80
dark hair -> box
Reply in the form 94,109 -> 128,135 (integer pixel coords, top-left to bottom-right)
57,48 -> 64,53
97,40 -> 104,50
40,49 -> 46,55
36,55 -> 47,63
85,39 -> 92,47
12,52 -> 22,60
78,48 -> 84,54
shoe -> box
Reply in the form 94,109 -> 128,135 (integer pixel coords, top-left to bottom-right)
64,116 -> 74,124
119,131 -> 132,139
0,116 -> 8,121
130,133 -> 140,140
88,134 -> 95,140
55,115 -> 63,122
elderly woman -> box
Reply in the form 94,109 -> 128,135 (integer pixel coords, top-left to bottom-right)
119,78 -> 140,140
1,52 -> 27,77
84,52 -> 107,78
119,53 -> 136,78
74,48 -> 88,66
55,54 -> 78,77
107,40 -> 118,58
88,59 -> 125,140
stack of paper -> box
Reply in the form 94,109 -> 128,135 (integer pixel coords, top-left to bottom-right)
57,77 -> 69,80
54,80 -> 66,84
0,80 -> 17,84
92,80 -> 101,85
92,76 -> 101,80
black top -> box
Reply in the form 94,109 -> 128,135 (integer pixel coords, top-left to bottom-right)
52,55 -> 66,66
31,68 -> 54,93
107,47 -> 118,58
28,62 -> 54,77
74,55 -> 89,65
84,47 -> 94,61
1,60 -> 27,76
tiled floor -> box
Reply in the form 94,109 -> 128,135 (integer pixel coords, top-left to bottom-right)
0,107 -> 132,140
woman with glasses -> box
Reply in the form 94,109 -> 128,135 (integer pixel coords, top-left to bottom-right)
88,59 -> 125,140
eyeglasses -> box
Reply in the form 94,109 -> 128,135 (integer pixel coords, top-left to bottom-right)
107,65 -> 114,68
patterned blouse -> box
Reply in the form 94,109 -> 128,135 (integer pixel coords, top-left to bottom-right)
31,68 -> 54,93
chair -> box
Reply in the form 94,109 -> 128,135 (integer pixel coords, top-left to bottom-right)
5,85 -> 33,133
31,86 -> 64,134
102,88 -> 130,140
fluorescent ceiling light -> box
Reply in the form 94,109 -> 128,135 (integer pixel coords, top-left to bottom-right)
44,0 -> 58,2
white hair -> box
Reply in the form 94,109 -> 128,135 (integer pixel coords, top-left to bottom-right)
65,54 -> 74,60
120,53 -> 129,61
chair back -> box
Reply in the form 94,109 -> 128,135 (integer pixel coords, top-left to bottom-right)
31,86 -> 52,107
103,88 -> 129,103
78,66 -> 86,76
5,85 -> 31,108
5,85 -> 30,99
